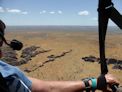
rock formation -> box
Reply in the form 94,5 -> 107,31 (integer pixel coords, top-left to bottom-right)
82,55 -> 122,70
1,45 -> 51,66
24,49 -> 72,72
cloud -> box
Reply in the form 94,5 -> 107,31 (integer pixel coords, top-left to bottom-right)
0,7 -> 5,12
7,8 -> 21,13
49,11 -> 55,14
21,11 -> 28,15
58,10 -> 62,14
40,10 -> 63,15
0,7 -> 28,15
40,10 -> 46,14
42,10 -> 46,13
78,10 -> 89,16
0,8 -> 28,15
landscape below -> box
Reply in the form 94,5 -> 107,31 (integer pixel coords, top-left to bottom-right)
2,26 -> 122,84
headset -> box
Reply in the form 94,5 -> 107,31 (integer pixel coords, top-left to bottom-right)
0,20 -> 23,51
0,31 -> 23,50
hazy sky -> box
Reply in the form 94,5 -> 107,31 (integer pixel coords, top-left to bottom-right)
0,0 -> 122,26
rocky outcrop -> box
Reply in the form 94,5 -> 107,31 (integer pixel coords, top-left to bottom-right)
24,49 -> 72,73
1,45 -> 51,66
19,46 -> 51,65
1,46 -> 18,65
112,64 -> 122,70
82,55 -> 122,70
82,55 -> 99,62
1,45 -> 72,72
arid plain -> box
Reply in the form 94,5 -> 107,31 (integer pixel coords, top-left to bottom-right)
5,26 -> 122,85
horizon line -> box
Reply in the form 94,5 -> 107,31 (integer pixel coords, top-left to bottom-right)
6,25 -> 117,27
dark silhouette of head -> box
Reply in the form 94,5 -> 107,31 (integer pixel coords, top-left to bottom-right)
0,20 -> 23,58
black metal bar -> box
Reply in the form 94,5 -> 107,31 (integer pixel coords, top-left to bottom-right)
98,12 -> 108,74
98,0 -> 110,75
110,7 -> 122,29
98,0 -> 122,91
